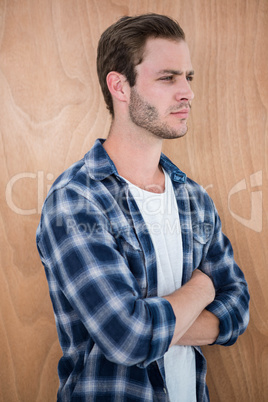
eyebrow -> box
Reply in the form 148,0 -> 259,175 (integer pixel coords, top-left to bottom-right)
157,69 -> 195,76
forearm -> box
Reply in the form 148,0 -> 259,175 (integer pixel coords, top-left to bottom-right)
163,269 -> 215,347
176,309 -> 220,346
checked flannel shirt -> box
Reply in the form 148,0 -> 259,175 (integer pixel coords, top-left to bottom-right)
36,139 -> 250,401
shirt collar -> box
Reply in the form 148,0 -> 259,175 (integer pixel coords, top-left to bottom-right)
84,138 -> 119,181
85,138 -> 187,184
159,153 -> 187,184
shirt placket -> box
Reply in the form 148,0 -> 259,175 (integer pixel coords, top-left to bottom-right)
173,183 -> 193,285
123,186 -> 158,298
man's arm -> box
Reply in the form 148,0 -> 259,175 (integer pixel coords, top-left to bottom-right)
37,189 -> 176,368
163,269 -> 218,347
173,191 -> 250,348
176,309 -> 219,346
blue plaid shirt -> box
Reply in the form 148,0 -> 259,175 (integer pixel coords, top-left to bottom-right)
36,139 -> 249,401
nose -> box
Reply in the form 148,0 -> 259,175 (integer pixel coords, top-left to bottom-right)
175,78 -> 194,102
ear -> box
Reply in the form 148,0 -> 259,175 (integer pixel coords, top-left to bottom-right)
106,72 -> 130,103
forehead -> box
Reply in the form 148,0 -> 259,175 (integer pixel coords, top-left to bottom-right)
138,37 -> 193,74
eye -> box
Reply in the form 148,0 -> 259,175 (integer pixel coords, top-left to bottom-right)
159,75 -> 174,82
187,75 -> 194,82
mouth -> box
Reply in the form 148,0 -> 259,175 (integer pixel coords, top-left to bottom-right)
171,109 -> 190,119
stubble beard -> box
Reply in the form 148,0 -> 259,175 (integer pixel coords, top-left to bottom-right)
129,87 -> 189,140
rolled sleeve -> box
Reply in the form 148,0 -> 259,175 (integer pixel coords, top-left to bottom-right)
206,295 -> 249,346
138,297 -> 176,367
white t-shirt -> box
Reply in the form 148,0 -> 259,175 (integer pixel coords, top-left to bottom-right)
125,170 -> 196,402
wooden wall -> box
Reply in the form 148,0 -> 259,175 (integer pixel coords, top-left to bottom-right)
0,0 -> 267,400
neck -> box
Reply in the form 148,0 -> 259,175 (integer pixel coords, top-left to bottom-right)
103,121 -> 165,193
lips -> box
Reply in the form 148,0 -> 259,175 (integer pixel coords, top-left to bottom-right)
171,109 -> 190,118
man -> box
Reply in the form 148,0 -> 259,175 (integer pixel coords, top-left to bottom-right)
36,14 -> 250,401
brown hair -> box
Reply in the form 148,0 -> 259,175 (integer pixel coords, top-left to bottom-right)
97,13 -> 185,116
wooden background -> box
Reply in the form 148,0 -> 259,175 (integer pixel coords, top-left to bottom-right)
0,0 -> 267,401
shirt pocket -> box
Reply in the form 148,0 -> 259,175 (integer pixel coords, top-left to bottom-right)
116,228 -> 147,296
192,223 -> 213,269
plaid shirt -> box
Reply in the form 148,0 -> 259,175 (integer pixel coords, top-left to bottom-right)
36,139 -> 249,401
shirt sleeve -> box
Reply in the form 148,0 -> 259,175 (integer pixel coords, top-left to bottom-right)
36,187 -> 176,367
201,199 -> 250,346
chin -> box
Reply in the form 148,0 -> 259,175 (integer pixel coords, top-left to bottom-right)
171,126 -> 188,139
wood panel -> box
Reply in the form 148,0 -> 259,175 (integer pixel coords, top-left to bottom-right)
0,0 -> 267,401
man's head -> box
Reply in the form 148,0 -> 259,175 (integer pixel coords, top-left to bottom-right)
97,13 -> 185,117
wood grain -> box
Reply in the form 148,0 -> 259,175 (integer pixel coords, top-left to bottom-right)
0,0 -> 267,401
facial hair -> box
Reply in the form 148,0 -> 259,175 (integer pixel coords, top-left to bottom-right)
129,87 -> 190,139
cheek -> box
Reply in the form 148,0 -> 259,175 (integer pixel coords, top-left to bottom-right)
134,84 -> 171,116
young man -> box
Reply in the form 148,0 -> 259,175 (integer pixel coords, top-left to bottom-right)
36,14 -> 250,401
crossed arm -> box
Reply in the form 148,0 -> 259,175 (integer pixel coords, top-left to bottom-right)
38,188 -> 249,366
164,269 -> 220,347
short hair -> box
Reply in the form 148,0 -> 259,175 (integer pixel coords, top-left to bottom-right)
97,13 -> 185,116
